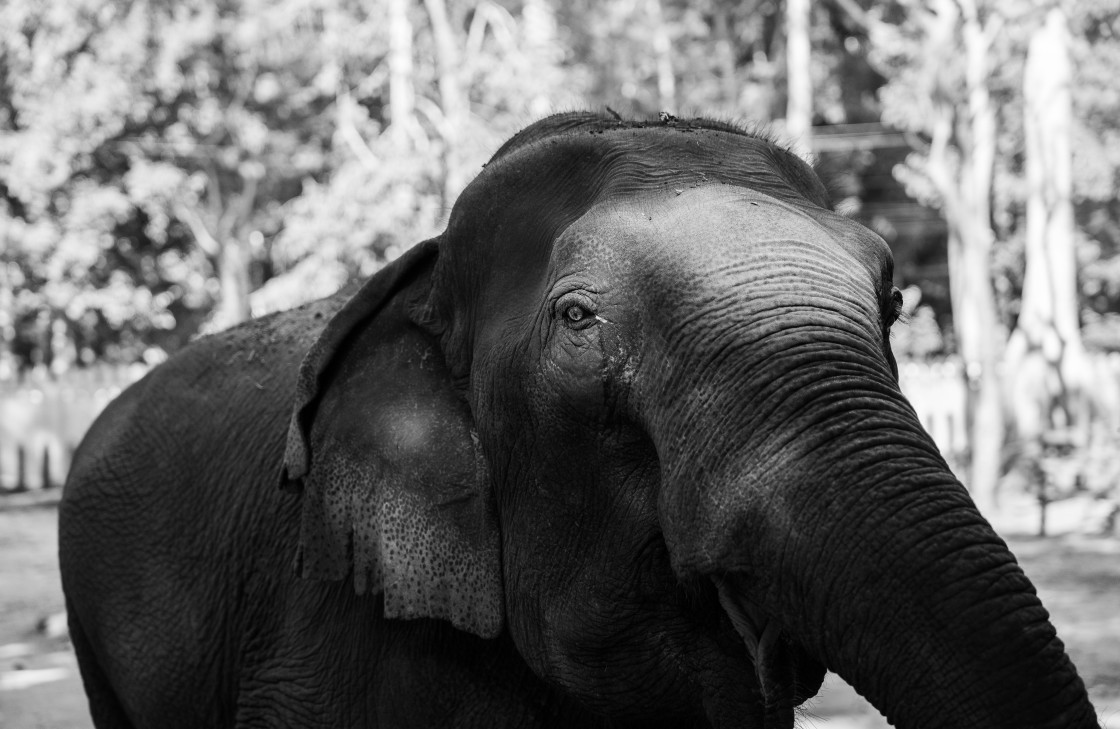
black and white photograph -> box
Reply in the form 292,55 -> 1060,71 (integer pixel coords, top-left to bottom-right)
1,1 -> 1118,727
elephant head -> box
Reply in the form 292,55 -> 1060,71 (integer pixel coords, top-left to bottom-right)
280,113 -> 1099,728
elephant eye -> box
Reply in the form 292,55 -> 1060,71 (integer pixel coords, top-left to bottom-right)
557,297 -> 597,330
555,291 -> 598,330
565,305 -> 589,323
888,288 -> 905,326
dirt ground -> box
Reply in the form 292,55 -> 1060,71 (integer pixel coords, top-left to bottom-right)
1,497 -> 1118,729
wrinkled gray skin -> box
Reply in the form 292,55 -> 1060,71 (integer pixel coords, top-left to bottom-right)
60,113 -> 1100,729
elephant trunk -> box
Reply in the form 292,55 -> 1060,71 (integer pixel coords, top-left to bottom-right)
648,335 -> 1098,729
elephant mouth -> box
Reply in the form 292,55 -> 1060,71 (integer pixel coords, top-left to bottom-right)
713,575 -> 819,729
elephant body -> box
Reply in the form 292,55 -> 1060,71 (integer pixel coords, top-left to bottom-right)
61,292 -> 587,727
60,113 -> 1101,729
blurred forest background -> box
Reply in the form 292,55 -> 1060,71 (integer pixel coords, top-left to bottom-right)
2,0 -> 1120,529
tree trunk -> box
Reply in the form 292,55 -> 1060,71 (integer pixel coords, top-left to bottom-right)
712,7 -> 739,112
423,0 -> 465,215
923,0 -> 1005,515
647,0 -> 676,112
964,1 -> 1004,516
785,0 -> 812,154
521,0 -> 559,118
184,166 -> 259,332
0,262 -> 15,378
1005,8 -> 1082,442
337,85 -> 379,171
387,0 -> 416,146
213,236 -> 253,330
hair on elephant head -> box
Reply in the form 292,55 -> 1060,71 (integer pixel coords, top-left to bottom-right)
279,112 -> 1099,729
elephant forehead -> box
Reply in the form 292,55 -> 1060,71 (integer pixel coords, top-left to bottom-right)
555,186 -> 888,279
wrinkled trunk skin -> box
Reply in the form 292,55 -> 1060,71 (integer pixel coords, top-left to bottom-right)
649,326 -> 1098,729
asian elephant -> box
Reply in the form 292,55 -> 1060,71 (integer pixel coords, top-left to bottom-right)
59,112 -> 1100,729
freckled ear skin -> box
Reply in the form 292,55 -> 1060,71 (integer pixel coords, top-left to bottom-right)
280,239 -> 503,639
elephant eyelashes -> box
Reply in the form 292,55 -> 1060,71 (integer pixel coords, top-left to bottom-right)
887,287 -> 905,326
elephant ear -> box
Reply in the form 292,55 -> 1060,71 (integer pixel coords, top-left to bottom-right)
280,239 -> 503,639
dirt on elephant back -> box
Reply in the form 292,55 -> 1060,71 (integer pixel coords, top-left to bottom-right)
1,496 -> 1118,729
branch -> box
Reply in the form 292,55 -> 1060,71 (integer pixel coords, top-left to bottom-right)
173,202 -> 221,259
337,86 -> 379,172
220,169 -> 260,241
925,104 -> 962,221
827,0 -> 876,34
415,96 -> 448,142
204,162 -> 224,228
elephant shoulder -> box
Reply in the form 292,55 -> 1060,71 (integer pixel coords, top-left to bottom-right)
180,289 -> 354,388
162,289 -> 354,396
64,291 -> 353,499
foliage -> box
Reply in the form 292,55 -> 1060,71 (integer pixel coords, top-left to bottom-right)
1,0 -> 344,362
874,0 -> 1120,349
1067,1 -> 1120,346
262,0 -> 576,313
1,0 -> 584,366
890,285 -> 945,359
3,0 -> 1120,373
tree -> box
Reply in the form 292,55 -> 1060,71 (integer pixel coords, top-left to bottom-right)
388,0 -> 419,145
0,0 -> 344,368
874,0 -> 1008,513
785,0 -> 813,153
1066,1 -> 1120,351
423,0 -> 468,213
4,0 -> 580,363
863,0 -> 1120,512
1004,7 -> 1082,443
647,0 -> 677,111
267,0 -> 575,312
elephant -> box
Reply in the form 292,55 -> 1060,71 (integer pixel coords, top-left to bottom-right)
59,112 -> 1101,729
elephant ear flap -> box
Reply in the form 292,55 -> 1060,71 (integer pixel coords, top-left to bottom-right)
280,239 -> 503,639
